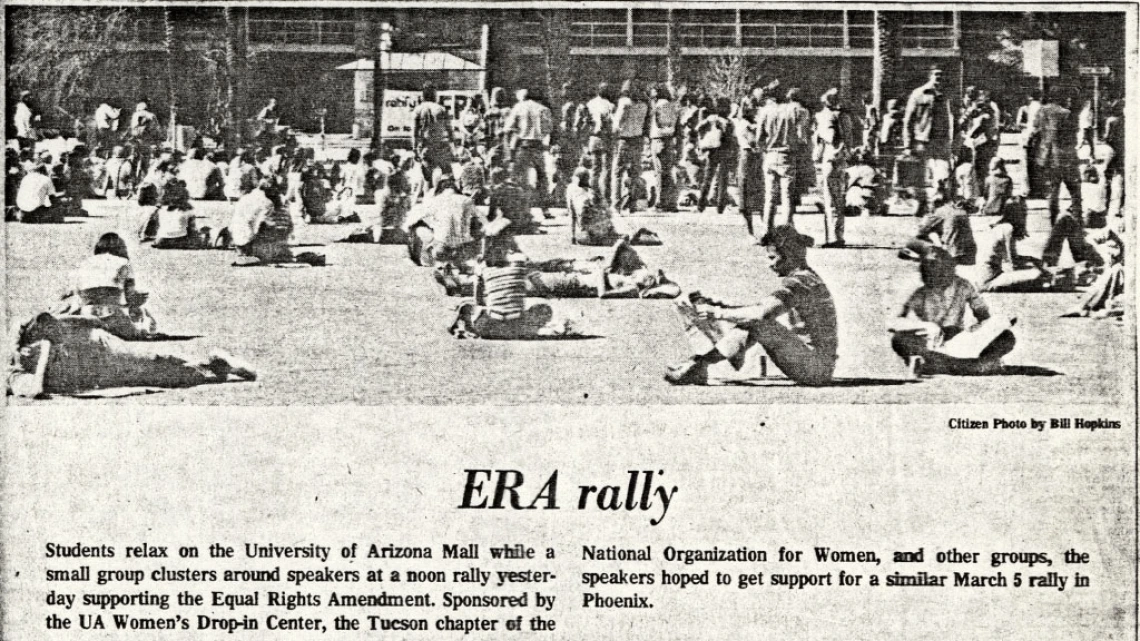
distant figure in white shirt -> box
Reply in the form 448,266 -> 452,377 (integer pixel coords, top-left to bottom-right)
13,164 -> 63,223
503,87 -> 554,218
13,91 -> 38,151
93,101 -> 122,151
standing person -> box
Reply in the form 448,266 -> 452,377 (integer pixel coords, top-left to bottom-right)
785,88 -> 813,212
13,91 -> 38,152
459,94 -> 486,151
412,83 -> 453,189
666,225 -> 838,386
1103,99 -> 1125,219
733,97 -> 762,236
903,67 -> 956,210
481,87 -> 511,158
757,91 -> 798,229
1016,91 -> 1043,198
584,83 -> 616,202
503,87 -> 553,219
814,89 -> 854,247
93,101 -> 122,152
964,89 -> 1001,191
128,101 -> 161,183
1033,86 -> 1082,225
878,98 -> 905,154
860,92 -> 881,155
557,81 -> 585,161
695,98 -> 733,215
611,80 -> 649,214
648,84 -> 680,213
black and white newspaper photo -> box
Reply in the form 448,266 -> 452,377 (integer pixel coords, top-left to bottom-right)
2,1 -> 1137,638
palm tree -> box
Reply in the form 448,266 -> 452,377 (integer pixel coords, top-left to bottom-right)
538,9 -> 572,113
665,9 -> 682,92
872,11 -> 899,110
163,8 -> 180,145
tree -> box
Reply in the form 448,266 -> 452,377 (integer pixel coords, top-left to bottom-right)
7,7 -> 135,122
702,54 -> 755,102
665,9 -> 683,92
871,11 -> 900,111
537,9 -> 572,113
163,8 -> 182,144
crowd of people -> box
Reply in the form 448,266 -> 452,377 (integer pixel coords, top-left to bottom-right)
5,67 -> 1128,395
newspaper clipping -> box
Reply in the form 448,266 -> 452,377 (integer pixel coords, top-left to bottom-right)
3,1 -> 1136,639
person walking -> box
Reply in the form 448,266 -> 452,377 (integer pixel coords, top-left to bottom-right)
584,83 -> 616,203
648,84 -> 680,213
1033,86 -> 1082,225
611,80 -> 649,214
814,89 -> 855,247
503,87 -> 554,219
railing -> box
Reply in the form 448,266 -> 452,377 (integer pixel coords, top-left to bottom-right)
570,21 -> 629,48
740,23 -> 844,48
123,17 -> 957,51
898,24 -> 956,49
123,19 -> 358,47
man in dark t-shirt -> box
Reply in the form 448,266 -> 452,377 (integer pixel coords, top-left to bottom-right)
667,225 -> 838,386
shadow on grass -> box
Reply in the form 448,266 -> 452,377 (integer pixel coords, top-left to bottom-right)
720,376 -> 917,387
137,334 -> 202,342
938,364 -> 1063,377
476,334 -> 604,341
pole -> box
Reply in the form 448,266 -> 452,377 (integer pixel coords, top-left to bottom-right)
1093,75 -> 1100,140
371,19 -> 386,150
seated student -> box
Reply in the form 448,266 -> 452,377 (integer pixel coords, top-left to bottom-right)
909,189 -> 977,266
229,179 -> 323,266
954,160 -> 977,203
7,312 -> 255,398
447,255 -> 574,340
980,157 -> 1014,216
975,198 -> 1048,292
152,180 -> 202,250
225,150 -> 261,202
180,148 -> 225,200
844,147 -> 885,217
888,247 -> 1015,376
1062,230 -> 1125,319
486,166 -> 537,235
57,232 -> 156,339
62,145 -> 93,210
458,152 -> 488,205
11,164 -> 64,223
666,225 -> 838,386
298,163 -> 330,222
133,184 -> 163,242
566,168 -> 661,246
102,146 -> 134,199
404,176 -> 485,269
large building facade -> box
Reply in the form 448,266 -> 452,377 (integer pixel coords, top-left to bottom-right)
7,6 -> 1126,134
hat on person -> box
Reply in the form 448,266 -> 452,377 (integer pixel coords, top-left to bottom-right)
759,225 -> 815,253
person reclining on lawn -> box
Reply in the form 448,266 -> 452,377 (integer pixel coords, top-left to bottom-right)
434,236 -> 681,300
8,312 -> 256,398
666,225 -> 838,386
888,246 -> 1015,376
1061,230 -> 1125,319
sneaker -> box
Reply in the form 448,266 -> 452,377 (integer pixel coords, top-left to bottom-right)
209,349 -> 258,381
664,360 -> 709,385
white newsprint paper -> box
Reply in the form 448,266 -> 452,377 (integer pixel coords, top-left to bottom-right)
2,1 -> 1137,639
